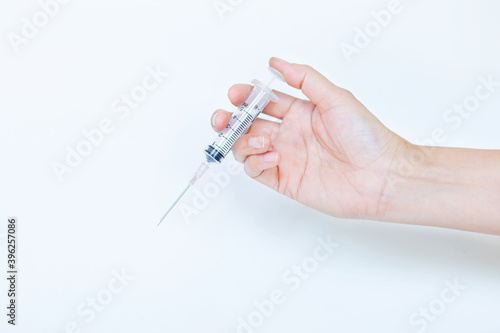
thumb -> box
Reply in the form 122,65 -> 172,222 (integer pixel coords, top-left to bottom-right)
269,57 -> 346,111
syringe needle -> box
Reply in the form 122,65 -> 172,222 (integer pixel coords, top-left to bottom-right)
157,184 -> 191,226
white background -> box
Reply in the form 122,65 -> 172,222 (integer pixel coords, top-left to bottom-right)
1,0 -> 500,332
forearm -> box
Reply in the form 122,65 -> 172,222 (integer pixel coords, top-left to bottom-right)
381,145 -> 500,235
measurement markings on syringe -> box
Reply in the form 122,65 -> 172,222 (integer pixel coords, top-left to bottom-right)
220,115 -> 254,152
211,101 -> 264,156
213,143 -> 224,150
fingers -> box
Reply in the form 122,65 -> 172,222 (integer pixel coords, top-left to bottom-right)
227,84 -> 252,106
269,57 -> 347,112
227,57 -> 346,118
232,130 -> 281,179
227,84 -> 298,120
212,84 -> 284,182
209,113 -> 281,178
230,134 -> 269,162
244,152 -> 280,178
211,109 -> 231,132
224,118 -> 279,162
211,109 -> 279,134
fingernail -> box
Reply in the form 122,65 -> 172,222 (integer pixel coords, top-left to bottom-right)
249,136 -> 265,149
211,112 -> 220,127
261,152 -> 278,163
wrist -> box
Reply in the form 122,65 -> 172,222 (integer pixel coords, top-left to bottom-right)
376,142 -> 438,224
378,143 -> 500,234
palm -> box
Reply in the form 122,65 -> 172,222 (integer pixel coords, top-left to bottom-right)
262,97 -> 401,219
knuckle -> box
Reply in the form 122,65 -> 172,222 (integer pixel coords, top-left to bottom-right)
339,88 -> 354,99
297,64 -> 314,73
232,149 -> 244,163
302,64 -> 313,71
243,160 -> 259,178
234,154 -> 245,163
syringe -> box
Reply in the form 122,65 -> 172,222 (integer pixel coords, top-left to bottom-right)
158,67 -> 285,226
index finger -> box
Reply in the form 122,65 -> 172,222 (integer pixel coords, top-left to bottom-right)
228,83 -> 298,120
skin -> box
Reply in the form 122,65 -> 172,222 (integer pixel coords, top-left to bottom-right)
211,57 -> 500,235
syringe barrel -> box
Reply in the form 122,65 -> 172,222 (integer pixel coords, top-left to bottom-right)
205,79 -> 279,163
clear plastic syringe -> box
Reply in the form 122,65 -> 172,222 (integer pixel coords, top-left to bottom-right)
158,67 -> 284,225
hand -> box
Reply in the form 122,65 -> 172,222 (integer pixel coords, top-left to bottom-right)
211,57 -> 412,220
